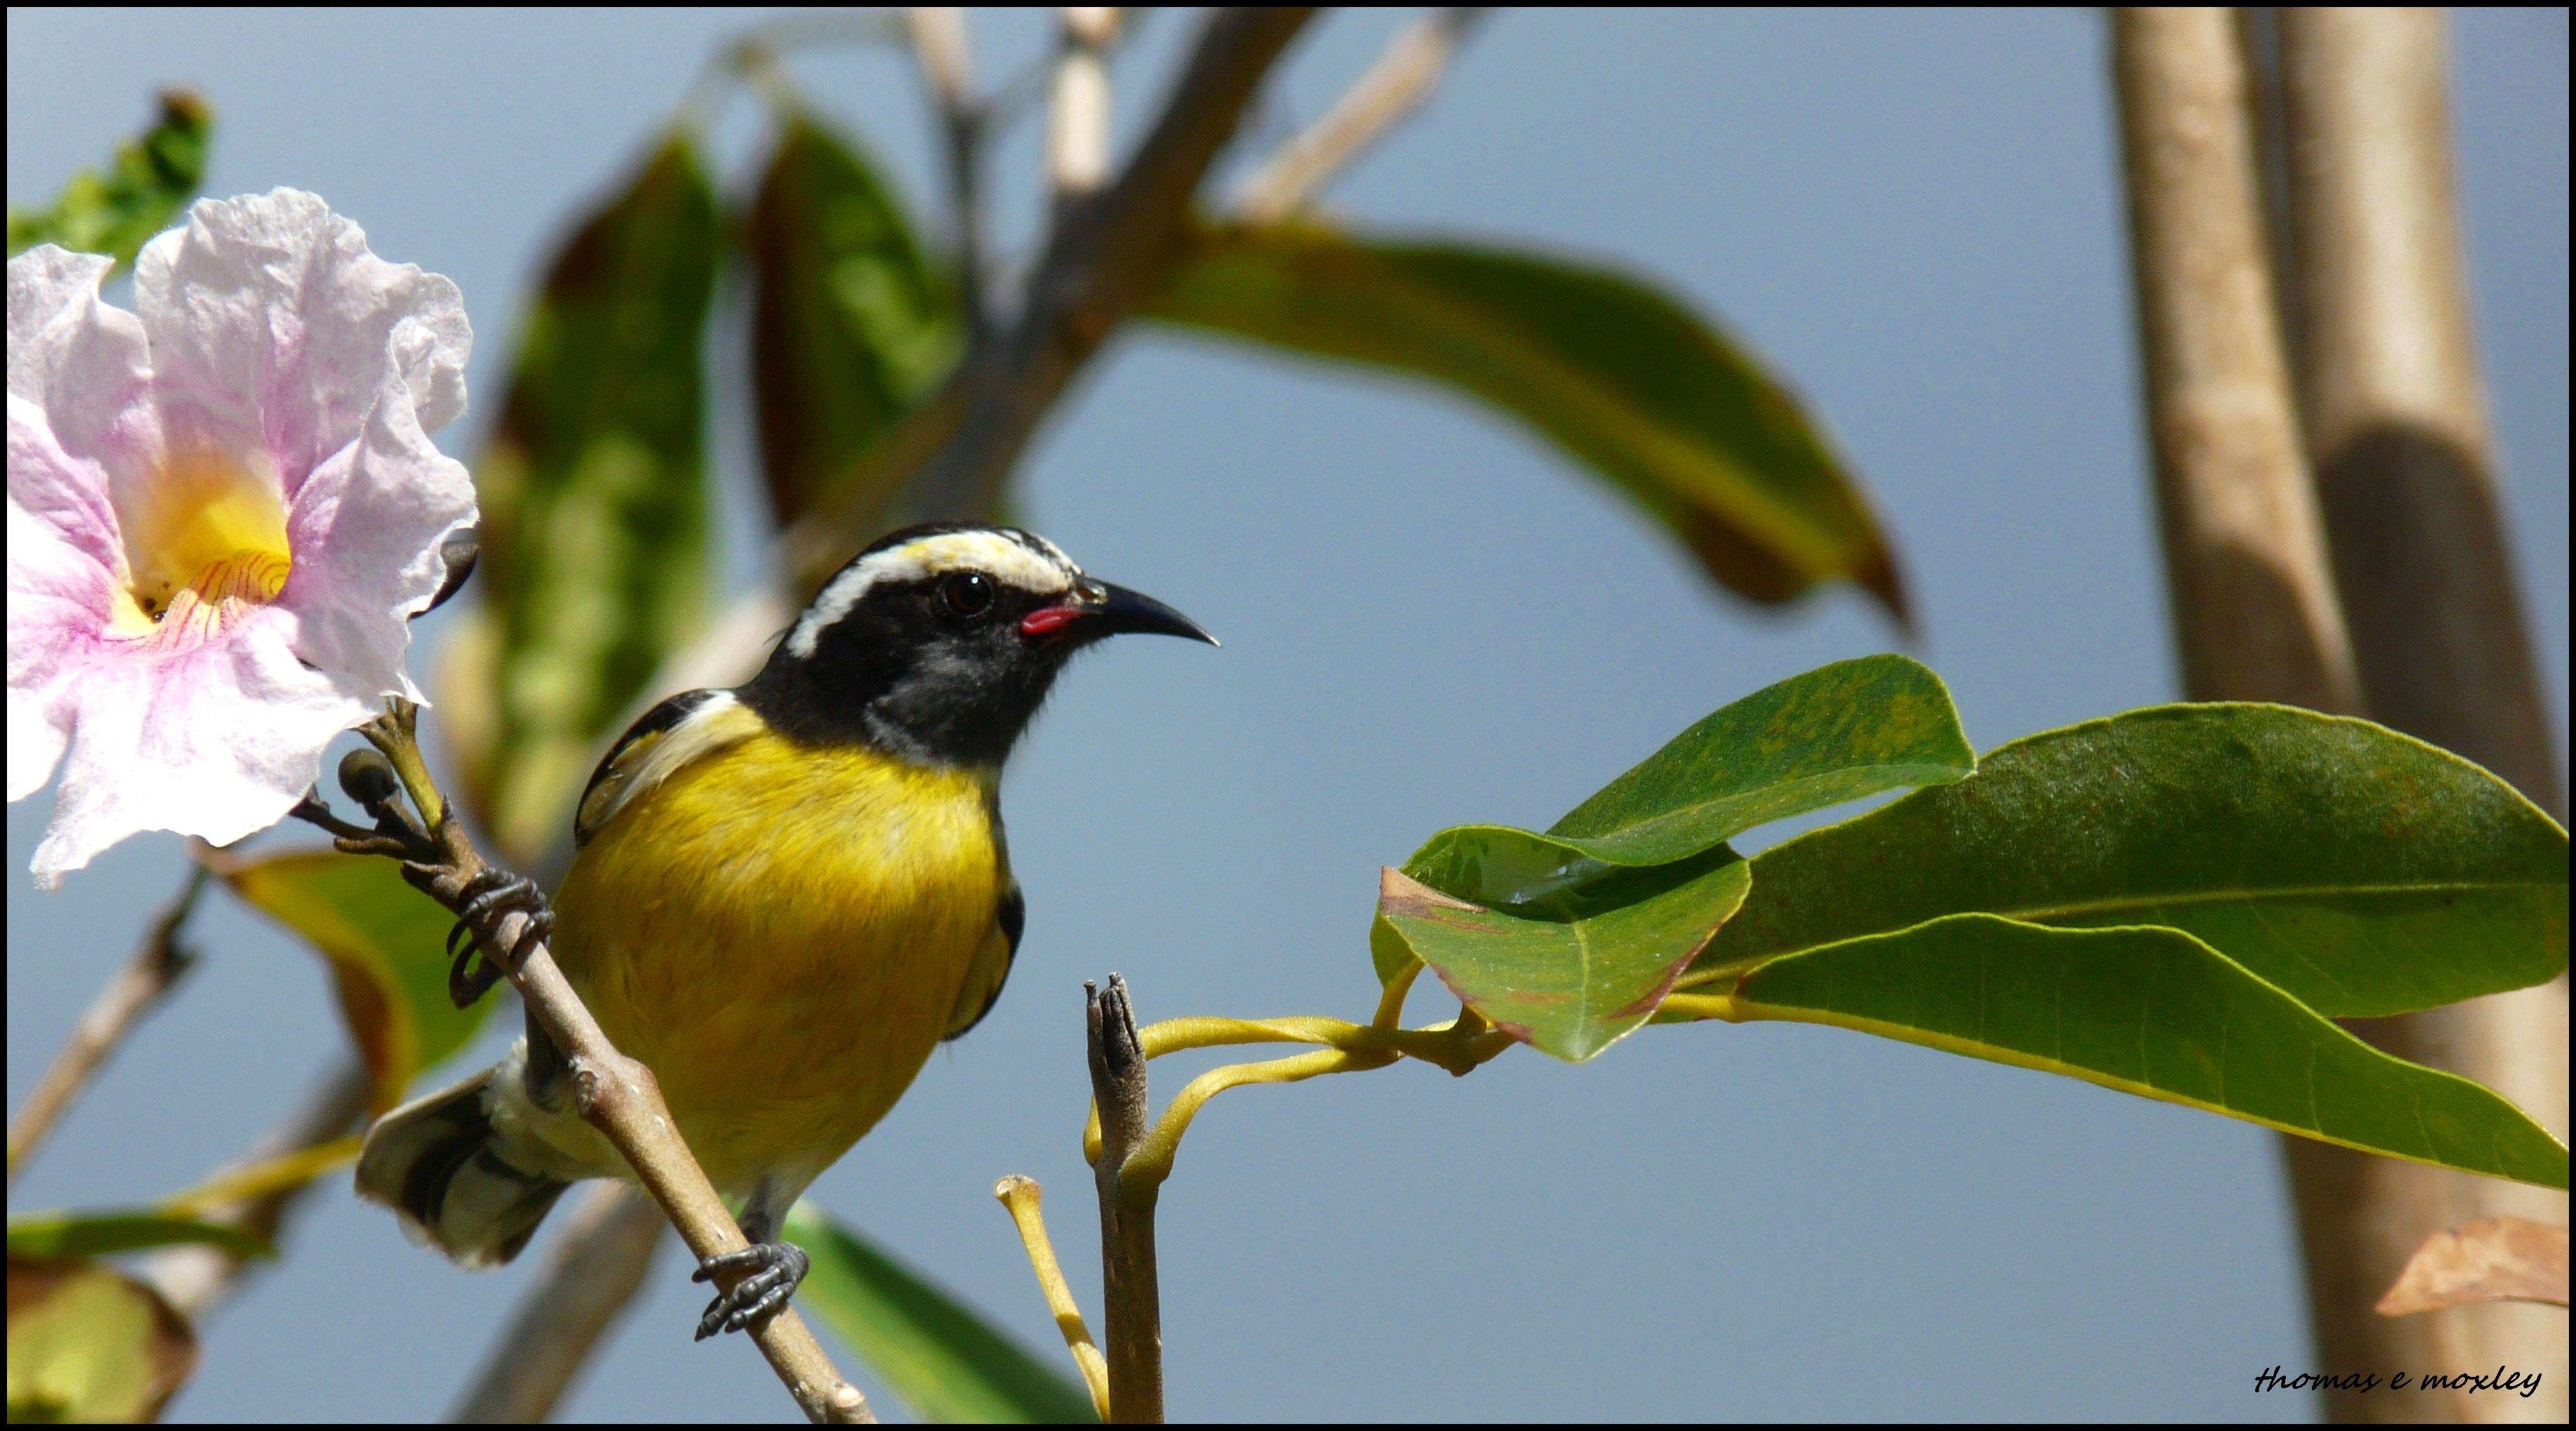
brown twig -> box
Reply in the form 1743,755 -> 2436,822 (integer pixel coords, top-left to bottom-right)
343,706 -> 870,1425
7,863 -> 211,1186
1086,976 -> 1162,1423
1050,8 -> 1121,211
785,5 -> 1315,589
452,1182 -> 670,1423
907,7 -> 991,332
1233,8 -> 1487,221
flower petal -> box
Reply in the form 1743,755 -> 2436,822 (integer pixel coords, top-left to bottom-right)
279,384 -> 477,698
8,247 -> 157,575
132,190 -> 471,498
29,605 -> 372,887
6,499 -> 123,801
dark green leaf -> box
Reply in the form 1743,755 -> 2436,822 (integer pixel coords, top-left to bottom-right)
7,91 -> 211,269
444,133 -> 721,862
1145,221 -> 1907,619
6,1213 -> 268,1265
1726,914 -> 2568,1189
6,1257 -> 197,1423
1404,655 -> 1969,913
210,848 -> 490,1111
1693,705 -> 2569,1018
783,1203 -> 1098,1424
748,107 -> 962,528
1377,849 -> 1752,1062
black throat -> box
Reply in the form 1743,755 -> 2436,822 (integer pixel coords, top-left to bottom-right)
737,587 -> 1071,768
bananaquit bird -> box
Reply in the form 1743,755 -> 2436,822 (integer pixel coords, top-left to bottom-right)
356,524 -> 1213,1338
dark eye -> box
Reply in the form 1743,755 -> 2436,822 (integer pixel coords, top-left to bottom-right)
940,570 -> 995,618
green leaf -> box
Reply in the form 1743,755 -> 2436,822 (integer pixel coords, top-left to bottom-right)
747,106 -> 963,528
7,90 -> 211,269
1377,849 -> 1752,1062
6,1257 -> 197,1423
1403,654 -> 1969,911
210,849 -> 489,1111
1725,914 -> 2568,1189
6,1213 -> 268,1265
1145,221 -> 1907,619
1693,705 -> 2569,1019
444,133 -> 721,863
782,1203 -> 1098,1425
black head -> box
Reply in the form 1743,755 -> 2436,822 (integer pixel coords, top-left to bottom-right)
739,523 -> 1216,766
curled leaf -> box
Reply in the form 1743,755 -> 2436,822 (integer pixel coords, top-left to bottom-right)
2377,1217 -> 2569,1316
6,1257 -> 197,1423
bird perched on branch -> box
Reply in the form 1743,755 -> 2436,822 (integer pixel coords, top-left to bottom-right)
356,523 -> 1214,1338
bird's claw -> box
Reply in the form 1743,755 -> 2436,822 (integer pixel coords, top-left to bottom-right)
445,867 -> 553,1008
692,1240 -> 809,1340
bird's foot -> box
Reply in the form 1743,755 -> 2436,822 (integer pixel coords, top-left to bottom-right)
445,866 -> 553,1008
692,1239 -> 809,1340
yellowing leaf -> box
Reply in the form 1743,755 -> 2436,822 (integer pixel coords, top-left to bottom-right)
6,1257 -> 197,1423
210,849 -> 490,1111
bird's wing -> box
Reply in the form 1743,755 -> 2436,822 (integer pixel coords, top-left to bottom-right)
572,689 -> 763,847
943,882 -> 1023,1041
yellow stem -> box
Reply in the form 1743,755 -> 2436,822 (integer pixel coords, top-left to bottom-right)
160,1136 -> 363,1221
1653,992 -> 1742,1022
1121,1047 -> 1388,1197
1371,960 -> 1424,1030
992,1176 -> 1110,1420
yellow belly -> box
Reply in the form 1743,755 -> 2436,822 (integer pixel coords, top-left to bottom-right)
549,732 -> 999,1197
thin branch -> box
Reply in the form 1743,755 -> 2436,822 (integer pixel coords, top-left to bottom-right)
452,1182 -> 670,1423
784,5 -> 1315,589
994,1175 -> 1111,1419
1233,8 -> 1487,222
141,1059 -> 374,1320
907,8 -> 992,330
354,707 -> 871,1425
1050,8 -> 1122,210
7,862 -> 211,1185
1086,976 -> 1162,1423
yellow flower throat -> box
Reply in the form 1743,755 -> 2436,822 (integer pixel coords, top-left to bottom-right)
113,450 -> 293,638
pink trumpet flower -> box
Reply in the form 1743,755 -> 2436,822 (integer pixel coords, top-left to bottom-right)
8,190 -> 475,887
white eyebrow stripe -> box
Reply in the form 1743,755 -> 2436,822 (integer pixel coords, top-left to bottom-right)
787,530 -> 1079,657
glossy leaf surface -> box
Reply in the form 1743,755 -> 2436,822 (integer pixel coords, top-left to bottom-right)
444,133 -> 721,861
213,849 -> 489,1111
748,107 -> 961,528
7,90 -> 209,268
1695,705 -> 2570,1017
6,1257 -> 196,1423
784,1203 -> 1098,1424
1146,221 -> 1905,618
1377,852 -> 1751,1062
1404,655 -> 1968,910
1728,915 -> 2568,1189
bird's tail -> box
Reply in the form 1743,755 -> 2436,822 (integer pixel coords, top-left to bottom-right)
355,1065 -> 570,1268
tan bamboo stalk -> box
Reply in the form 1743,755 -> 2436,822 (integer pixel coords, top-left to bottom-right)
2268,9 -> 2568,1420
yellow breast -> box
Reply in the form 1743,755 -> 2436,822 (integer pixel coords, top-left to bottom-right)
549,731 -> 1000,1196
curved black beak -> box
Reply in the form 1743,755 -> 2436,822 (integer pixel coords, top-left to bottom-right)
1021,580 -> 1219,646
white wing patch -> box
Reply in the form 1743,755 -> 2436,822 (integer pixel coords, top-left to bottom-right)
574,691 -> 764,844
788,530 -> 1079,658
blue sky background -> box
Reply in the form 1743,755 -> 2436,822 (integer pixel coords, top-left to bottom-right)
8,8 -> 2565,1422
